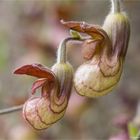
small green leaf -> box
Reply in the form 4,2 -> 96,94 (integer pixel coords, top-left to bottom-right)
70,30 -> 81,39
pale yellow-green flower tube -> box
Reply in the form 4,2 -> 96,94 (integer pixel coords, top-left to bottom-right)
14,38 -> 74,130
61,0 -> 130,97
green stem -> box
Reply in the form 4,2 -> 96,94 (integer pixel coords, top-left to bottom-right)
0,105 -> 23,115
111,0 -> 121,13
57,37 -> 84,63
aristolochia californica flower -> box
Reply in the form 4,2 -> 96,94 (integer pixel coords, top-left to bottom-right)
14,38 -> 74,130
61,0 -> 130,97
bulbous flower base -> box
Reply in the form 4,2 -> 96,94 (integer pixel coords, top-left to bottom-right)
74,62 -> 122,97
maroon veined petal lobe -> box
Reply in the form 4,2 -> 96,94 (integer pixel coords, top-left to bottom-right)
36,97 -> 65,125
31,78 -> 47,95
14,63 -> 55,80
82,39 -> 102,60
61,20 -> 105,39
41,81 -> 54,97
23,97 -> 50,130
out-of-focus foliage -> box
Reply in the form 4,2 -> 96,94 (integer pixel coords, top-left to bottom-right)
0,0 -> 140,140
128,123 -> 139,140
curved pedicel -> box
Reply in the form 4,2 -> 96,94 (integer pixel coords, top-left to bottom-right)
14,38 -> 73,130
61,0 -> 130,97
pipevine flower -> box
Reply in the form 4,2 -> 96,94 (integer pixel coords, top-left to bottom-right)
14,38 -> 74,130
61,0 -> 130,97
12,0 -> 130,130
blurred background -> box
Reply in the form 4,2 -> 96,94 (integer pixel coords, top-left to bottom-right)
0,0 -> 140,140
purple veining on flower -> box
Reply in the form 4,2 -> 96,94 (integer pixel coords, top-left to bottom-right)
14,62 -> 73,130
61,1 -> 130,98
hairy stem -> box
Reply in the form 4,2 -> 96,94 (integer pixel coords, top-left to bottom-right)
0,105 -> 23,115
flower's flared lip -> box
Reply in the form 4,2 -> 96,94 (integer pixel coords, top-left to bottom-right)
14,63 -> 56,81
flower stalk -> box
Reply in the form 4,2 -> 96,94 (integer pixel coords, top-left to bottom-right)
0,105 -> 23,115
57,37 -> 83,63
111,0 -> 121,13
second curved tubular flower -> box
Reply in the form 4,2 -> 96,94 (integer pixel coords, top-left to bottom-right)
14,38 -> 74,130
61,0 -> 130,97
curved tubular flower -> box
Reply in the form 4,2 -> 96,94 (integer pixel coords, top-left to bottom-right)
61,0 -> 130,97
14,38 -> 74,130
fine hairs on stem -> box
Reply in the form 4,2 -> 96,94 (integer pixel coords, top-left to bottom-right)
111,0 -> 121,13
